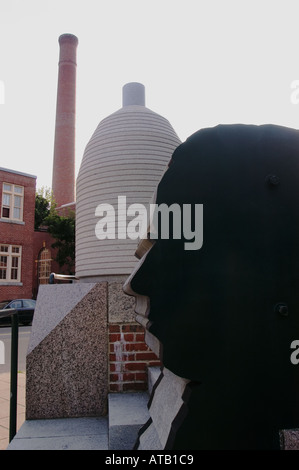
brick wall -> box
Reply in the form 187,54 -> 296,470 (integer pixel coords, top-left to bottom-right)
109,323 -> 161,392
0,168 -> 36,302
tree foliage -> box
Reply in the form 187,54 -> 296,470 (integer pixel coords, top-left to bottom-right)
35,188 -> 75,274
45,211 -> 75,273
34,187 -> 54,230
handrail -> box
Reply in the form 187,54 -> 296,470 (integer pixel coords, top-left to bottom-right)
0,308 -> 19,442
0,307 -> 17,319
49,272 -> 79,284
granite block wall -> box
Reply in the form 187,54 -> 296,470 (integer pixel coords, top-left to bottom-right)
26,283 -> 108,419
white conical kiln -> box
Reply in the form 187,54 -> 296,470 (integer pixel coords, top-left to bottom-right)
76,82 -> 181,279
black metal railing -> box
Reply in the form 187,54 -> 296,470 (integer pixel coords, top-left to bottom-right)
0,308 -> 19,442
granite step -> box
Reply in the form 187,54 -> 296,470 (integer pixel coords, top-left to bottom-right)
6,417 -> 108,450
6,367 -> 161,450
107,367 -> 162,450
108,392 -> 150,450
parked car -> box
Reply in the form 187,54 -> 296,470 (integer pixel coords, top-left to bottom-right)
0,299 -> 36,326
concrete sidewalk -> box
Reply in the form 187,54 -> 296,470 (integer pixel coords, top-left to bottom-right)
0,372 -> 26,450
0,372 -> 109,450
6,416 -> 108,450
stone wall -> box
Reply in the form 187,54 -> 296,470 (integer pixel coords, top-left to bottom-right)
26,283 -> 108,419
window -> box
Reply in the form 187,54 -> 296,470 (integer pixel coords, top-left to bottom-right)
22,300 -> 36,308
0,245 -> 22,282
1,183 -> 24,221
38,248 -> 52,285
10,300 -> 22,309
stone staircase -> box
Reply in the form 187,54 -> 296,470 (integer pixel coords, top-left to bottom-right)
6,367 -> 161,451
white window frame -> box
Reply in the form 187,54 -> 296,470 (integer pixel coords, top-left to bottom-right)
38,248 -> 52,285
1,183 -> 24,221
0,245 -> 22,282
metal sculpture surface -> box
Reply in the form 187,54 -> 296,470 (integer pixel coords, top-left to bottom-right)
126,124 -> 299,449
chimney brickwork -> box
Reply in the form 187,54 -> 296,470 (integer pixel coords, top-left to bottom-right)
52,34 -> 78,208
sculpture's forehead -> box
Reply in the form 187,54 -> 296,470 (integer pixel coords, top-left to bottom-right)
155,124 -> 299,238
130,123 -> 299,288
163,124 -> 299,197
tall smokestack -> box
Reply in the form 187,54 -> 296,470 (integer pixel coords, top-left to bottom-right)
52,33 -> 78,208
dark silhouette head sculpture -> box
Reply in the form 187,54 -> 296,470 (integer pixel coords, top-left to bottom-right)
125,124 -> 299,449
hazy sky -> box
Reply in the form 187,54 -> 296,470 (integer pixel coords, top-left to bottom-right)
1,0 -> 299,190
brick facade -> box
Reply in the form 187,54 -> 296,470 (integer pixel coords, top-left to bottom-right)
109,323 -> 161,392
0,168 -> 36,302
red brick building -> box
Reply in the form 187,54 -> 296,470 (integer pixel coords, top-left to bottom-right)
0,168 -> 63,303
0,167 -> 36,302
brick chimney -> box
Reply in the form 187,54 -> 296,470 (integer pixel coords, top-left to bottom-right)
52,33 -> 78,208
